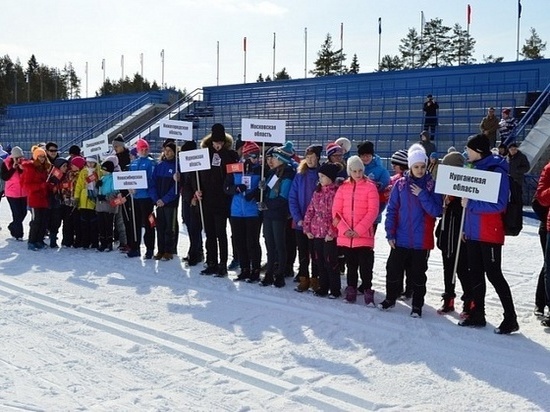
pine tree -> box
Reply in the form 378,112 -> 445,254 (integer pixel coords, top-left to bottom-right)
450,23 -> 476,65
482,55 -> 504,63
274,67 -> 291,80
348,54 -> 360,74
310,33 -> 347,76
256,73 -> 264,82
399,28 -> 422,69
521,27 -> 546,59
420,18 -> 452,67
378,55 -> 403,71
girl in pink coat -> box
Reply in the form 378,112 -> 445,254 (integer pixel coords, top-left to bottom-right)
332,156 -> 379,305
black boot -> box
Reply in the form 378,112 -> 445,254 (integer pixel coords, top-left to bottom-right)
200,264 -> 218,275
259,273 -> 274,287
437,293 -> 455,314
273,275 -> 285,288
215,265 -> 228,278
234,268 -> 250,282
494,316 -> 519,334
246,269 -> 261,283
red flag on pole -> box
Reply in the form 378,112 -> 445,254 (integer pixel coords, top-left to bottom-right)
467,4 -> 472,24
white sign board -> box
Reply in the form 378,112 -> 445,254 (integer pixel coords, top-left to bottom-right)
435,165 -> 502,203
81,135 -> 109,157
241,118 -> 286,144
179,148 -> 211,172
159,119 -> 193,141
113,170 -> 148,190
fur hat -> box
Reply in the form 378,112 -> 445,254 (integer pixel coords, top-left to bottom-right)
101,160 -> 115,173
357,141 -> 375,156
211,123 -> 227,142
242,141 -> 260,157
103,154 -> 120,171
335,137 -> 352,153
10,146 -> 24,158
326,142 -> 343,158
407,143 -> 428,168
69,145 -> 81,156
346,155 -> 364,176
112,135 -> 125,149
136,139 -> 149,151
181,140 -> 197,152
318,162 -> 339,183
390,149 -> 408,168
305,144 -> 322,158
273,141 -> 295,165
85,155 -> 98,164
441,151 -> 465,167
53,158 -> 68,169
32,147 -> 46,160
466,134 -> 491,156
70,156 -> 86,170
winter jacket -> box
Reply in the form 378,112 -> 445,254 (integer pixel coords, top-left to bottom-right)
436,196 -> 463,254
96,173 -> 118,214
129,155 -> 155,199
535,161 -> 550,232
479,115 -> 499,142
263,164 -> 296,221
74,165 -> 100,210
462,154 -> 509,245
149,157 -> 179,208
224,160 -> 261,218
385,171 -> 442,250
508,150 -> 530,186
288,165 -> 319,229
303,183 -> 339,239
1,156 -> 27,198
364,154 -> 391,195
21,160 -> 51,209
332,176 -> 379,248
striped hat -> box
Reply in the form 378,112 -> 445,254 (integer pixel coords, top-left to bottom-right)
390,149 -> 408,168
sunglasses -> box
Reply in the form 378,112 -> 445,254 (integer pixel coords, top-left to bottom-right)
48,149 -> 58,153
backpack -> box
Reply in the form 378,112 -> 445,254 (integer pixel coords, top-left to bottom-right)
489,165 -> 522,236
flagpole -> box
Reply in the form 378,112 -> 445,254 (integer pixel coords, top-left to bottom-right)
243,37 -> 247,83
85,61 -> 88,98
340,22 -> 344,51
272,32 -> 276,79
466,5 -> 471,65
121,54 -> 124,80
216,41 -> 220,86
140,53 -> 144,78
161,49 -> 165,89
377,17 -> 382,68
516,0 -> 522,61
420,11 -> 425,62
304,27 -> 308,78
102,59 -> 105,85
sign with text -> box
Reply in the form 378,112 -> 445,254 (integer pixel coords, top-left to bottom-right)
81,135 -> 109,157
159,119 -> 193,141
435,165 -> 502,203
179,148 -> 211,172
113,170 -> 148,190
241,118 -> 286,144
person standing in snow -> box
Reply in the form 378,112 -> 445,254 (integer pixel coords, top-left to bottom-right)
0,146 -> 27,240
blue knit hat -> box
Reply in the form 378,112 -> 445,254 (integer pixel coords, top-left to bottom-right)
273,141 -> 295,165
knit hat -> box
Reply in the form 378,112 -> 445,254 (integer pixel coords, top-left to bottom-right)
273,141 -> 295,165
441,151 -> 465,168
326,142 -> 343,158
101,160 -> 115,173
447,146 -> 457,153
265,146 -> 278,158
235,139 -> 245,151
69,145 -> 81,156
211,123 -> 227,142
242,141 -> 260,157
357,141 -> 375,156
86,155 -> 98,164
430,152 -> 439,160
10,146 -> 24,158
136,139 -> 149,151
390,149 -> 408,168
420,131 -> 430,140
130,148 -> 138,157
32,147 -> 46,160
70,156 -> 86,170
346,155 -> 364,175
164,141 -> 177,154
112,135 -> 125,149
502,108 -> 511,115
305,144 -> 322,158
53,158 -> 68,169
407,143 -> 428,168
466,134 -> 491,156
103,154 -> 120,171
318,162 -> 339,183
181,140 -> 197,152
335,137 -> 352,153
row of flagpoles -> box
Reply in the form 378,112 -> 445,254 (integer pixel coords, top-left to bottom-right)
83,2 -> 524,96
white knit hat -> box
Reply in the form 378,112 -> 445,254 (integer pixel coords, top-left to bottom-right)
407,143 -> 427,168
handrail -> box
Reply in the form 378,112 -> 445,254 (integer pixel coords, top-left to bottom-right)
503,81 -> 550,146
124,88 -> 203,142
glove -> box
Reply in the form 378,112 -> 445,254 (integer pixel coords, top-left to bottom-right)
245,189 -> 258,202
258,179 -> 267,191
97,194 -> 106,201
236,184 -> 247,193
96,180 -> 103,187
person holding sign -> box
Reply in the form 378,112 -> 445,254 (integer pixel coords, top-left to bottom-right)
195,123 -> 239,277
95,160 -> 118,252
74,156 -> 101,249
127,139 -> 156,259
149,141 -> 179,261
458,134 -> 519,334
379,144 -> 443,317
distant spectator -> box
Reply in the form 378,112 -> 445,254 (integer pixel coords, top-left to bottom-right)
497,143 -> 508,157
419,131 -> 437,158
507,142 -> 530,220
68,145 -> 81,159
479,107 -> 499,149
499,108 -> 518,145
423,94 -> 439,140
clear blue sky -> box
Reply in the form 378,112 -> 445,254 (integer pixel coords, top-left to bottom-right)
2,0 -> 547,97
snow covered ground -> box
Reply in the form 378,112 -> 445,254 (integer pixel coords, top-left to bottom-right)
0,198 -> 549,411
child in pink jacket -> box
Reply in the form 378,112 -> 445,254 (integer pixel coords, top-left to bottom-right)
303,163 -> 341,298
332,156 -> 379,305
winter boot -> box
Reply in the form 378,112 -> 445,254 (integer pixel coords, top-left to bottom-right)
273,275 -> 285,288
364,289 -> 375,307
344,286 -> 357,303
215,265 -> 228,277
309,277 -> 320,293
378,299 -> 396,311
410,306 -> 422,318
458,312 -> 486,327
460,300 -> 475,319
541,316 -> 550,327
246,269 -> 261,283
294,276 -> 310,292
259,273 -> 274,287
50,235 -> 59,249
437,293 -> 455,314
494,316 -> 519,334
234,268 -> 251,282
200,264 -> 219,276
